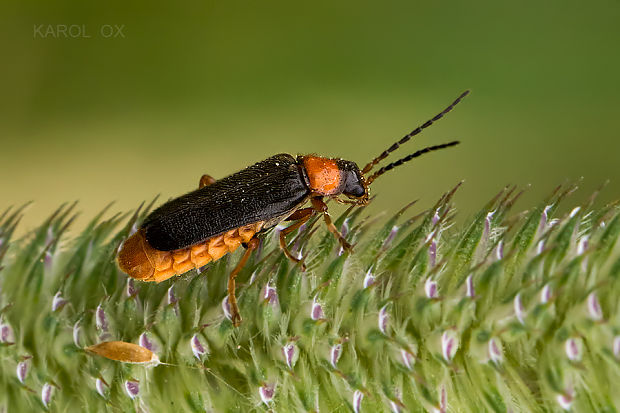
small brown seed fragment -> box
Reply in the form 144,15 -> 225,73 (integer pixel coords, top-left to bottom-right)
86,341 -> 158,364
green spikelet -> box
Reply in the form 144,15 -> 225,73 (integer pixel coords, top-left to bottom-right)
1,184 -> 619,412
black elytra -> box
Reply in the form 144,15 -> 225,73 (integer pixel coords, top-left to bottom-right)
143,154 -> 310,251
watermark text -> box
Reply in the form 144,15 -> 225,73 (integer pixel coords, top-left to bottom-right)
33,24 -> 125,39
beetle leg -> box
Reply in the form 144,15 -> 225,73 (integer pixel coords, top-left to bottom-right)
227,237 -> 260,327
279,208 -> 315,270
311,197 -> 353,252
285,207 -> 315,221
198,174 -> 216,189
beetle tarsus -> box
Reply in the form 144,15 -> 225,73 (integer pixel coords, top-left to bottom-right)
227,237 -> 260,327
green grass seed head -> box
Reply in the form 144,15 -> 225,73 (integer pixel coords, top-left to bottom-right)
0,184 -> 619,411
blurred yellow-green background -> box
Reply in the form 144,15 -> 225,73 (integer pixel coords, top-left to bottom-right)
2,1 -> 620,233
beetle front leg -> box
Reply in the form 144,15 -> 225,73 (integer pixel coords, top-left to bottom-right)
198,174 -> 216,189
279,208 -> 315,270
311,197 -> 353,252
227,237 -> 260,327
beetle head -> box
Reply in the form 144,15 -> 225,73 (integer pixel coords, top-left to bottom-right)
336,160 -> 368,201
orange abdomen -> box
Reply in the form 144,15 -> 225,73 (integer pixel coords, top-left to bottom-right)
117,222 -> 264,283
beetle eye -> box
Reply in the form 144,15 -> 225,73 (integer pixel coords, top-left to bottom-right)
343,171 -> 365,198
347,184 -> 365,198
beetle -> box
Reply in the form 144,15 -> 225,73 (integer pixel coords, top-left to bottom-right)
117,90 -> 469,326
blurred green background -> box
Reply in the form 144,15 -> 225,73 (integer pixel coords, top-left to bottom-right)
2,0 -> 620,233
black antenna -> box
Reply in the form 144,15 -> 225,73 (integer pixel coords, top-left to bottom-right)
361,90 -> 470,175
366,141 -> 460,185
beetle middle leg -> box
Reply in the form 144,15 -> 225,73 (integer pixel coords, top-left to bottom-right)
198,174 -> 216,189
311,197 -> 353,252
279,208 -> 315,269
227,237 -> 260,327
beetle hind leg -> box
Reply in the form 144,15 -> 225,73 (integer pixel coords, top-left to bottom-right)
227,237 -> 260,327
